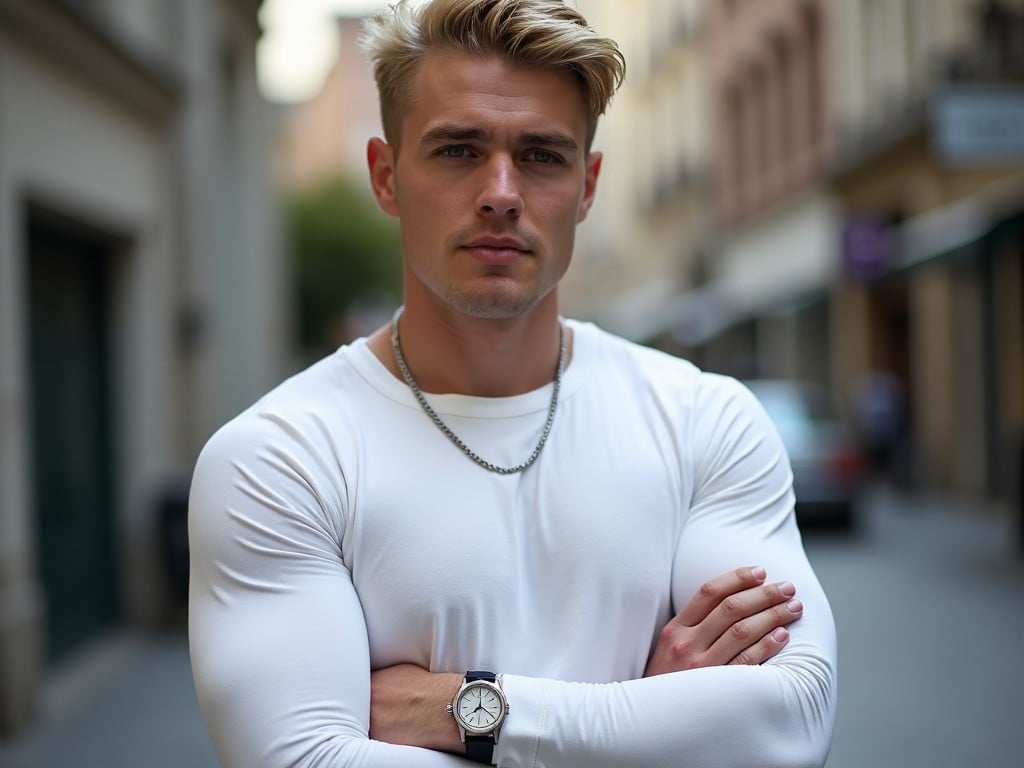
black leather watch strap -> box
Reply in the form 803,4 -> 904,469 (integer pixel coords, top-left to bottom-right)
465,735 -> 496,764
466,670 -> 496,683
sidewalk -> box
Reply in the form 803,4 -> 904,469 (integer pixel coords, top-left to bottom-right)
0,629 -> 217,768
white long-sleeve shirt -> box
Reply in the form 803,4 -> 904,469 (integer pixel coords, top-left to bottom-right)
188,320 -> 837,767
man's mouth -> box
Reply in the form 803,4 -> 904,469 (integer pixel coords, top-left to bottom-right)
462,237 -> 531,266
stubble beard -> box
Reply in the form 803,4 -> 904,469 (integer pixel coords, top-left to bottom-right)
442,280 -> 544,320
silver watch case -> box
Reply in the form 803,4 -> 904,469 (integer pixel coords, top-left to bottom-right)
447,678 -> 509,738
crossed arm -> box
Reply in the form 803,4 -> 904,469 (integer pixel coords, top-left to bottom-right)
190,476 -> 832,768
370,566 -> 806,752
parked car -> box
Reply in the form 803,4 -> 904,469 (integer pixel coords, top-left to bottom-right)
744,379 -> 864,528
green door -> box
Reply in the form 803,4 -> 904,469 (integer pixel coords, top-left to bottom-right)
27,210 -> 118,662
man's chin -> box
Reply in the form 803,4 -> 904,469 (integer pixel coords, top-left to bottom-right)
443,283 -> 542,320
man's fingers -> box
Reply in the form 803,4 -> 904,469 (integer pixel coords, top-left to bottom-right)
698,580 -> 797,641
729,627 -> 792,666
673,565 -> 767,626
707,594 -> 804,665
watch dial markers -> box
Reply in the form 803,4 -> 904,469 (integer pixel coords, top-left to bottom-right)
457,684 -> 504,730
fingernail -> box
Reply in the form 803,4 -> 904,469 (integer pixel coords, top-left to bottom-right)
771,627 -> 789,642
779,582 -> 796,597
751,566 -> 766,580
787,599 -> 803,613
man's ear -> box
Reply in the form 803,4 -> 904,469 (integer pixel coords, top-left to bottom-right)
577,151 -> 602,223
367,137 -> 399,217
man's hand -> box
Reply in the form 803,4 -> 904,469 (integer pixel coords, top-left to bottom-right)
369,664 -> 463,751
644,566 -> 802,677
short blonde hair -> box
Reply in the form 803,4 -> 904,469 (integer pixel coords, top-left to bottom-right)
360,0 -> 626,149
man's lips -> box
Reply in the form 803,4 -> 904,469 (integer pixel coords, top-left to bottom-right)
462,238 -> 531,266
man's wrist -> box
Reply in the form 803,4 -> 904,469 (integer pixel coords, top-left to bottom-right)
369,665 -> 464,751
433,672 -> 465,752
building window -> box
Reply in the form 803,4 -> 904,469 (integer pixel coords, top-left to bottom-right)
772,35 -> 791,181
723,80 -> 743,215
802,3 -> 824,166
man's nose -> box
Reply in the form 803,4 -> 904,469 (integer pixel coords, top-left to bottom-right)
476,156 -> 523,218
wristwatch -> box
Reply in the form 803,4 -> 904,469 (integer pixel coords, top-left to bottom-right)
446,670 -> 508,764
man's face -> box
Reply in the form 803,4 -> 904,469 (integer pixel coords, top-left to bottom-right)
368,52 -> 602,321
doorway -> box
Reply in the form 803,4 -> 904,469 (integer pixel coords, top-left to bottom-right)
26,206 -> 119,662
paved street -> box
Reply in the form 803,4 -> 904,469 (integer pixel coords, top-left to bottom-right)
0,485 -> 1021,767
806,485 -> 1024,767
0,631 -> 218,768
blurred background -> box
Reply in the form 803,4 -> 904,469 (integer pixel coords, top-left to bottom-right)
0,0 -> 1022,765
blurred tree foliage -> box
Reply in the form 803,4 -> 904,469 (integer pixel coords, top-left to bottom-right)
288,176 -> 402,352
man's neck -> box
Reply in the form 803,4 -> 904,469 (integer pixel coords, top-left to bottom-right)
367,302 -> 571,397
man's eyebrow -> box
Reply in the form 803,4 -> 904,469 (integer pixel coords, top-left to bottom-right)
520,132 -> 579,152
419,124 -> 490,145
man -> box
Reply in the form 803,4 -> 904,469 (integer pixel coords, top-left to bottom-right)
188,1 -> 837,766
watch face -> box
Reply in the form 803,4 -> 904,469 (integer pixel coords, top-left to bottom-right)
455,681 -> 506,734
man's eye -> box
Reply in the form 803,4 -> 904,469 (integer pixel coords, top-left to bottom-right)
441,145 -> 470,159
528,150 -> 559,164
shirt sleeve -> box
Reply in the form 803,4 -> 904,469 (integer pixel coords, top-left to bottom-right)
492,374 -> 837,768
187,414 -> 472,768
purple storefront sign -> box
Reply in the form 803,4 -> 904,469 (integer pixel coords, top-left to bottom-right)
842,215 -> 895,281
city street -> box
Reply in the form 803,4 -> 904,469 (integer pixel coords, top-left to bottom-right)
806,485 -> 1024,767
0,485 -> 1021,767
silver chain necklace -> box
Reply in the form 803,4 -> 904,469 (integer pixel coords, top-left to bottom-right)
390,307 -> 565,475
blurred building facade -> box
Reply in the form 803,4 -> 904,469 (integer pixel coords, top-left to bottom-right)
827,0 -> 1024,505
0,0 -> 288,735
568,0 -> 839,389
566,0 -> 710,341
570,0 -> 1022,528
277,15 -> 381,191
701,0 -> 836,385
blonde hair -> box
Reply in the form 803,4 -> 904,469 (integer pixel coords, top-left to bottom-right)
360,0 -> 626,149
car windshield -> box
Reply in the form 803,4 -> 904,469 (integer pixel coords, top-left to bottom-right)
745,381 -> 833,451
